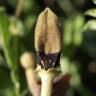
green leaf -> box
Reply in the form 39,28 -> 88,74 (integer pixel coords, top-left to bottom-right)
63,14 -> 85,46
60,57 -> 70,73
0,7 -> 20,71
63,19 -> 73,45
0,7 -> 12,67
92,0 -> 96,4
0,88 -> 16,96
84,20 -> 96,31
72,14 -> 85,46
83,20 -> 96,58
85,9 -> 96,17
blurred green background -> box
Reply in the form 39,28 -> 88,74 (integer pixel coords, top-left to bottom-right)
0,0 -> 96,96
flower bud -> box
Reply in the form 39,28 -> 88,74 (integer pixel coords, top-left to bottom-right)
35,8 -> 62,70
20,52 -> 35,70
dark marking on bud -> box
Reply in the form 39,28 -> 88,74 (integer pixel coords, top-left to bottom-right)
36,51 -> 61,70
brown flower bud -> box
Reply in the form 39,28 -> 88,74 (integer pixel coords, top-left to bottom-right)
35,8 -> 62,70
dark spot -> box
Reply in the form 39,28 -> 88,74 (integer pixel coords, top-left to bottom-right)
36,51 -> 61,70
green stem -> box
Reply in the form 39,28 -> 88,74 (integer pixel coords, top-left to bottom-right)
15,0 -> 24,18
10,70 -> 20,96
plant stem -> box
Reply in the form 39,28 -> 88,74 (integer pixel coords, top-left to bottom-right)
25,69 -> 40,96
11,70 -> 20,96
15,0 -> 24,18
15,84 -> 20,96
38,70 -> 54,96
41,75 -> 53,96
